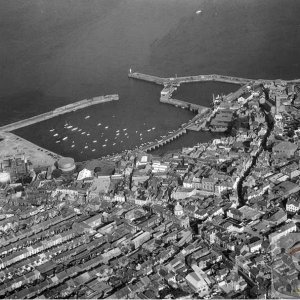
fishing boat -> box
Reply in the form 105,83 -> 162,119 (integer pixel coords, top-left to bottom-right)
93,140 -> 97,143
116,133 -> 120,136
97,123 -> 101,126
85,115 -> 90,119
71,127 -> 78,131
105,126 -> 109,129
140,133 -> 143,136
53,133 -> 58,137
71,145 -> 75,148
62,137 -> 68,141
152,127 -> 156,130
113,143 -> 116,146
147,129 -> 151,132
84,145 -> 88,149
123,128 -> 127,131
78,129 -> 82,132
87,133 -> 90,136
81,132 -> 86,135
92,149 -> 96,152
102,144 -> 107,147
196,10 -> 202,14
56,140 -> 61,143
105,139 -> 108,142
49,129 -> 55,132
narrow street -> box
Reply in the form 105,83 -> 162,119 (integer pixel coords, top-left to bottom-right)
237,111 -> 274,206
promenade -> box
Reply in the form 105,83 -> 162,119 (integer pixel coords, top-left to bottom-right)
0,94 -> 119,132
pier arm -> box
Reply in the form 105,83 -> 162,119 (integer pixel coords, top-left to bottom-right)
0,94 -> 119,132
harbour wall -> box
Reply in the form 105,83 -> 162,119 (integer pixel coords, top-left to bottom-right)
0,94 -> 119,132
128,72 -> 253,85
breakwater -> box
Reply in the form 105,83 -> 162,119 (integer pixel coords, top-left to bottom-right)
0,94 -> 119,132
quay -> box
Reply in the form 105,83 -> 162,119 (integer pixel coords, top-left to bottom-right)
160,97 -> 207,113
128,72 -> 253,85
0,94 -> 119,132
160,84 -> 208,113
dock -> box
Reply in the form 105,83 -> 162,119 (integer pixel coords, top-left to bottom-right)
0,94 -> 119,132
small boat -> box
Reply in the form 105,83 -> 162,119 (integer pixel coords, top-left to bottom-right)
56,140 -> 61,143
125,133 -> 128,136
196,10 -> 202,14
49,129 -> 55,132
116,133 -> 120,136
105,126 -> 109,129
116,130 -> 120,132
87,133 -> 90,136
92,149 -> 96,152
105,139 -> 108,142
53,133 -> 58,137
78,129 -> 82,132
81,132 -> 86,135
66,125 -> 72,129
71,145 -> 75,148
123,128 -> 127,131
120,141 -> 123,143
85,115 -> 90,119
147,129 -> 151,132
62,137 -> 68,141
113,143 -> 116,146
102,144 -> 107,147
140,133 -> 143,136
127,136 -> 129,139
84,145 -> 88,149
135,131 -> 138,133
93,140 -> 97,143
97,123 -> 101,126
71,127 -> 78,131
152,127 -> 156,130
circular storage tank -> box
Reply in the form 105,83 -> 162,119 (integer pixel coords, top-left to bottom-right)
0,172 -> 10,184
57,157 -> 76,173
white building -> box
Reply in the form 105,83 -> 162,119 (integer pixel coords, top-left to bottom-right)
269,221 -> 297,244
286,198 -> 300,213
77,168 -> 93,181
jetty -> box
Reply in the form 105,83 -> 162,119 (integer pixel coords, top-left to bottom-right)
0,94 -> 119,132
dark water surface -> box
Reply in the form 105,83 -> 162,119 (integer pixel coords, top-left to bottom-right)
1,0 -> 300,160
